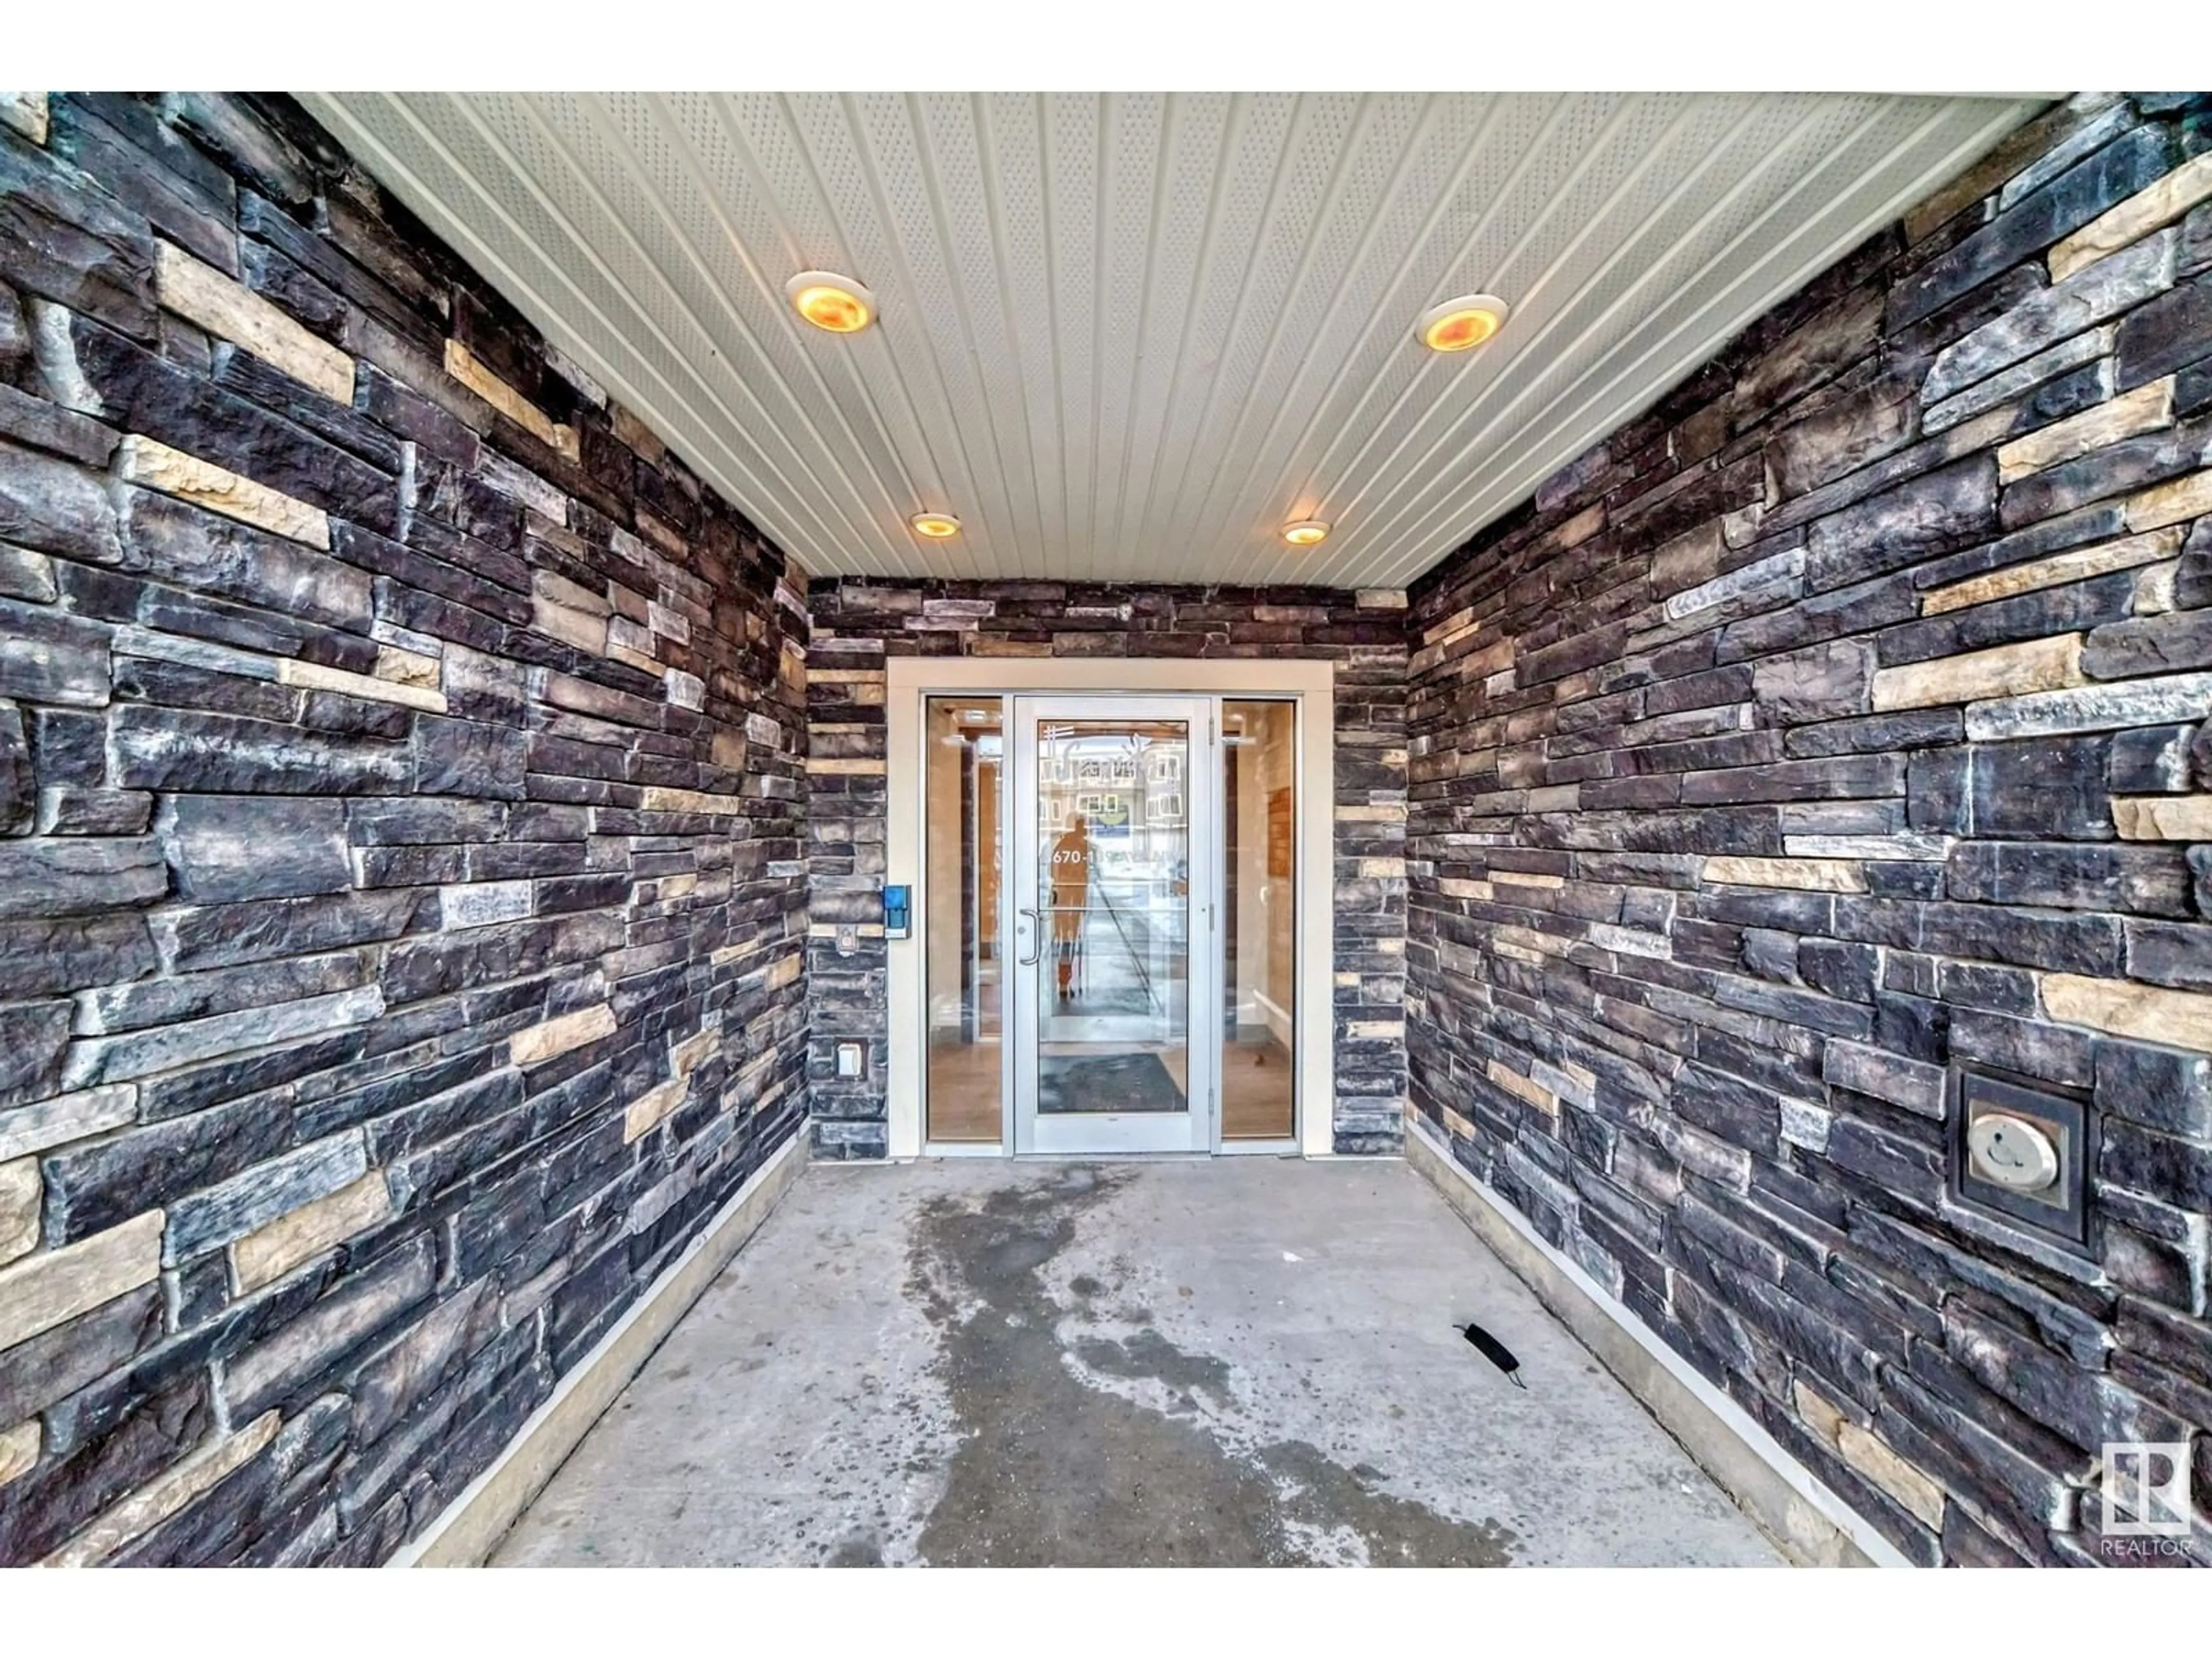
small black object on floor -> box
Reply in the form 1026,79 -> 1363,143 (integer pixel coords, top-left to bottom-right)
1458,1320 -> 1526,1388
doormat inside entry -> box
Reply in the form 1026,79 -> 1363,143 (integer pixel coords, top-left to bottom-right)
1037,1052 -> 1185,1115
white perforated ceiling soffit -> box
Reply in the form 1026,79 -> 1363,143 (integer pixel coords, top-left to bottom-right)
304,92 -> 2037,588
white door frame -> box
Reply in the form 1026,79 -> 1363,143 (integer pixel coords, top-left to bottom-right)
1010,695 -> 1215,1156
884,657 -> 1337,1158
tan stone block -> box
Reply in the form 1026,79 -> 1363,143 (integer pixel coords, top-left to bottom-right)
633,512 -> 685,558
0,1158 -> 39,1267
444,338 -> 578,460
230,1171 -> 393,1293
0,1084 -> 138,1162
155,242 -> 354,404
1869,634 -> 2084,711
1921,529 -> 2181,615
509,1003 -> 618,1067
1995,378 -> 2173,483
0,1210 -> 162,1352
117,435 -> 331,549
1559,502 -> 1608,548
0,1419 -> 37,1488
1460,638 -> 1513,679
533,567 -> 608,617
767,955 -> 802,990
1835,1422 -> 1945,1529
2135,560 -> 2179,615
607,642 -> 662,676
42,1410 -> 280,1567
2042,974 -> 2212,1049
2112,796 -> 2212,840
622,1079 -> 686,1144
1494,925 -> 1566,959
1791,1378 -> 1848,1448
532,594 -> 608,654
670,1028 -> 718,1078
1357,857 -> 1407,878
806,757 -> 887,775
277,656 -> 448,713
1702,855 -> 1867,893
611,403 -> 665,463
0,93 -> 48,145
2051,150 -> 2212,280
1493,870 -> 1565,890
2124,468 -> 2212,535
1436,877 -> 1494,900
373,645 -> 442,688
1486,1059 -> 1559,1115
1422,605 -> 1475,647
641,786 -> 747,815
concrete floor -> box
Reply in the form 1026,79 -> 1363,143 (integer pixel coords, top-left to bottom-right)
491,1158 -> 1782,1567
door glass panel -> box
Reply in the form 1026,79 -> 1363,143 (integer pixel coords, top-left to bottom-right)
1034,718 -> 1190,1115
1223,702 -> 1296,1139
925,698 -> 1002,1143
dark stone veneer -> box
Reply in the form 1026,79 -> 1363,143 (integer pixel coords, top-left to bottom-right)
0,93 -> 806,1565
1407,93 -> 2212,1566
2,86 -> 2209,1568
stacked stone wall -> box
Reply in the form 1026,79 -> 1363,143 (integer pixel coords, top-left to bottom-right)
805,578 -> 1409,1157
1407,92 -> 2212,1566
0,93 -> 808,1564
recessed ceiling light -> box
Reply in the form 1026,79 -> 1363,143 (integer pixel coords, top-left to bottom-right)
1281,520 -> 1331,548
786,270 -> 876,334
910,512 -> 961,539
1416,294 -> 1509,354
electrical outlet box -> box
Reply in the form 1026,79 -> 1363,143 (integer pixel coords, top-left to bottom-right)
835,1041 -> 865,1080
1950,1066 -> 2091,1250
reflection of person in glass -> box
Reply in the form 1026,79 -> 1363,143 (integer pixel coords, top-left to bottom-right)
1050,812 -> 1092,1000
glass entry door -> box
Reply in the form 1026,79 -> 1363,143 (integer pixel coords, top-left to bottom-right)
1009,697 -> 1216,1154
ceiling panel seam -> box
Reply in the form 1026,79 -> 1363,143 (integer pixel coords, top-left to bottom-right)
309,92 -> 2039,589
1300,93 -> 1714,585
1316,93 -> 1838,585
310,93 -> 854,570
1288,93 -> 1658,584
447,92 -> 891,569
1213,93 -> 1563,585
1359,100 -> 1978,585
575,92 -> 912,577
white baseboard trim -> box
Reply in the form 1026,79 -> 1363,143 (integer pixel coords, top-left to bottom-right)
388,1130 -> 810,1567
1403,1117 -> 1911,1569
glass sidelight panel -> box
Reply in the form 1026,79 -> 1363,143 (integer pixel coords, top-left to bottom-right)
1032,717 -> 1191,1118
925,698 -> 1003,1143
1222,701 -> 1296,1139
